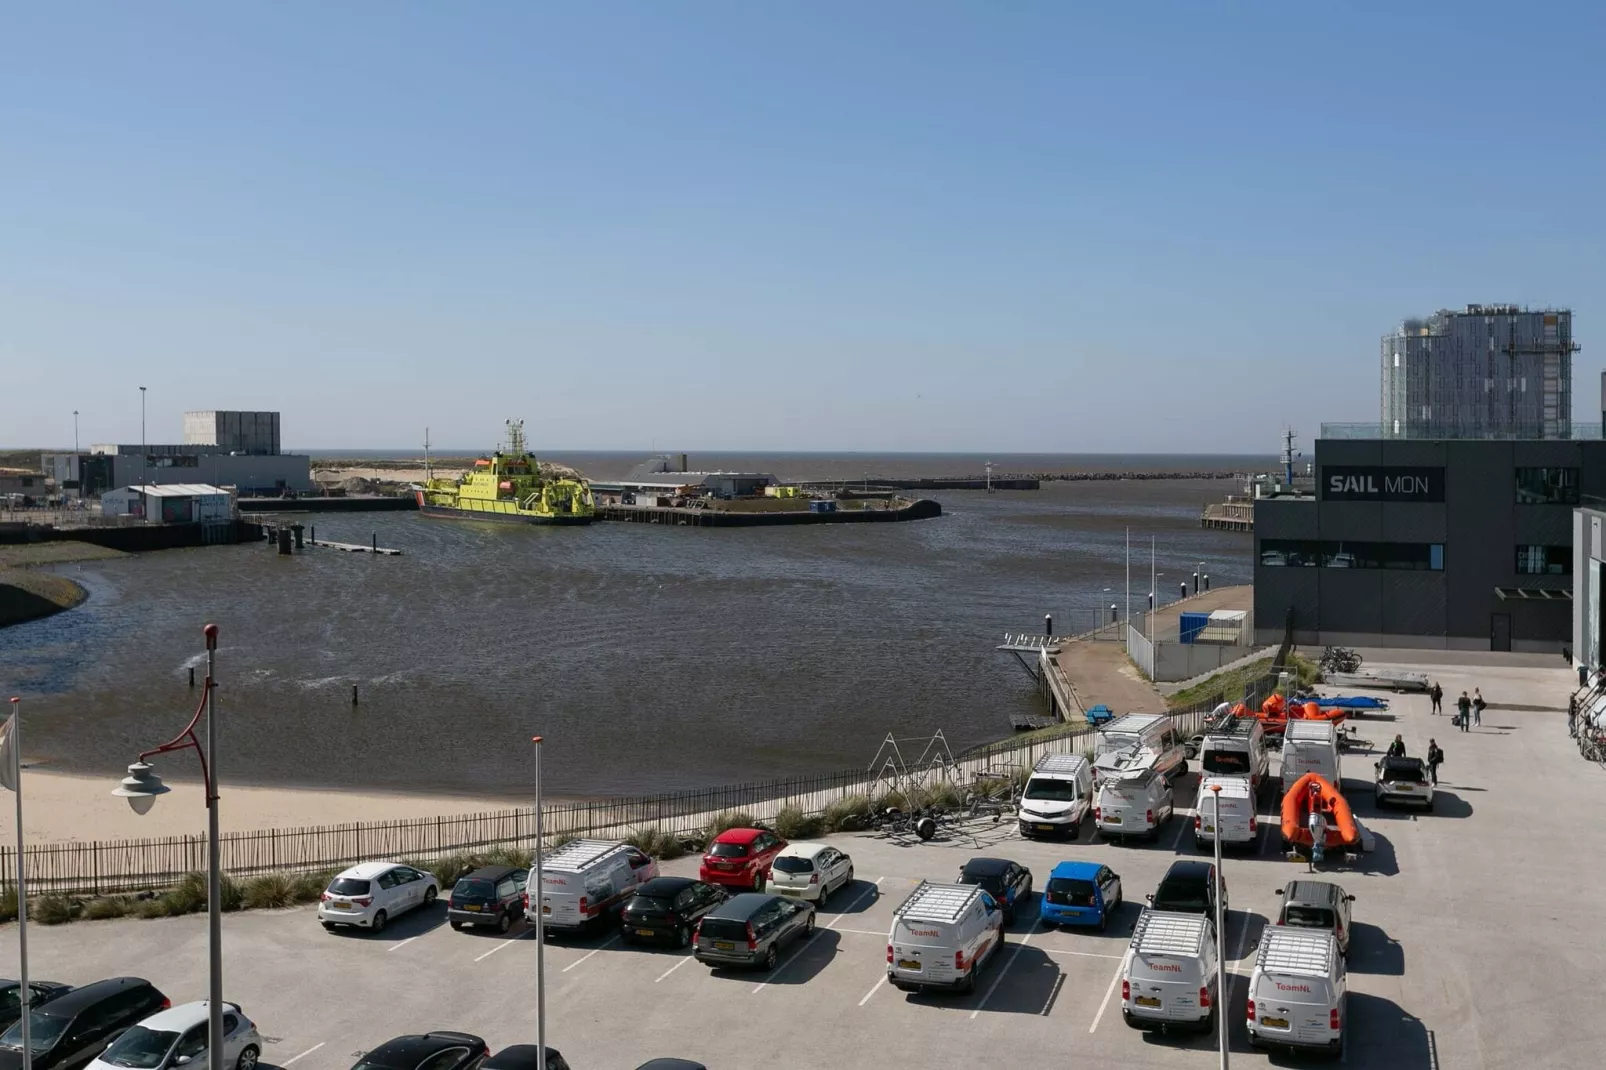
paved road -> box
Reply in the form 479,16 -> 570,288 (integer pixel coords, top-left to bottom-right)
0,658 -> 1594,1069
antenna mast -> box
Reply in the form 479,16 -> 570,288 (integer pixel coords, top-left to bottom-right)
424,427 -> 432,482
507,419 -> 527,456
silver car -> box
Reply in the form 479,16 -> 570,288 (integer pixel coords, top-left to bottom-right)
693,893 -> 815,971
87,1001 -> 261,1070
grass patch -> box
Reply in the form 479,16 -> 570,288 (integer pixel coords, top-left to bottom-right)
83,897 -> 132,920
240,873 -> 301,910
624,826 -> 685,861
33,895 -> 76,925
0,886 -> 16,923
821,794 -> 871,833
704,811 -> 757,839
772,806 -> 822,841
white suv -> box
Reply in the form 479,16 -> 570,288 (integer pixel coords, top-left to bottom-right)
318,861 -> 439,933
88,1001 -> 261,1070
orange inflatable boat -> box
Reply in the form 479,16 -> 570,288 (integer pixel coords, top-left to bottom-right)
1281,772 -> 1359,849
1289,700 -> 1347,724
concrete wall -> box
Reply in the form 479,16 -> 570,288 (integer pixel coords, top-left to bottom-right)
1127,624 -> 1261,683
1255,438 -> 1594,651
110,453 -> 311,493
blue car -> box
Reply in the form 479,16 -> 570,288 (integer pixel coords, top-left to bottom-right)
1041,861 -> 1123,931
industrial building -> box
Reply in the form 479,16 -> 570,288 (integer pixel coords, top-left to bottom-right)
590,455 -> 778,501
1254,429 -> 1597,652
44,410 -> 310,496
101,484 -> 233,523
1378,304 -> 1578,440
183,410 -> 281,454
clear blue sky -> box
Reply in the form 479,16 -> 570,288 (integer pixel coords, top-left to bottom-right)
4,2 -> 1602,452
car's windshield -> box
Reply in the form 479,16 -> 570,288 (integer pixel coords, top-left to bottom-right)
1284,905 -> 1336,929
0,1011 -> 72,1053
1154,879 -> 1209,912
328,877 -> 370,896
101,1027 -> 180,1069
708,843 -> 749,858
1045,878 -> 1097,906
1202,750 -> 1250,774
771,857 -> 814,874
455,879 -> 496,899
1023,779 -> 1080,802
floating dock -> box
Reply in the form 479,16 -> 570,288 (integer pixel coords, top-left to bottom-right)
597,498 -> 941,526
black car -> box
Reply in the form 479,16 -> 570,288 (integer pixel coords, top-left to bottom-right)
634,1062 -> 707,1070
621,878 -> 728,948
957,857 -> 1033,924
1148,860 -> 1229,928
482,1045 -> 570,1070
0,982 -> 72,1032
448,865 -> 529,934
0,977 -> 168,1070
352,1033 -> 490,1070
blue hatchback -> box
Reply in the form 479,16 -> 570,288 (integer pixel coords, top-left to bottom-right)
1040,861 -> 1123,930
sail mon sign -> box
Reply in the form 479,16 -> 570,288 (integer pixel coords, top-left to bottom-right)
1321,466 -> 1445,502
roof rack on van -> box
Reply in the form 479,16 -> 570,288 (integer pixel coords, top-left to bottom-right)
1101,745 -> 1158,780
1203,718 -> 1258,740
1130,909 -> 1209,955
1099,713 -> 1166,734
540,838 -> 628,873
895,881 -> 981,925
1033,753 -> 1089,775
1256,927 -> 1335,976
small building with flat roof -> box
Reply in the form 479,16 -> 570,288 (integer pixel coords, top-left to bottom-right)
101,484 -> 233,523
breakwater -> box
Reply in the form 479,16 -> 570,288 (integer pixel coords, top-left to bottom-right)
597,497 -> 940,526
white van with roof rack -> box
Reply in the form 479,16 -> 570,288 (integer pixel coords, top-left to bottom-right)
1018,753 -> 1093,839
1194,775 -> 1256,850
885,880 -> 1004,994
1197,716 -> 1269,799
1094,713 -> 1187,781
1281,719 -> 1341,789
1120,909 -> 1220,1033
1246,926 -> 1347,1055
528,838 -> 658,932
1094,749 -> 1175,842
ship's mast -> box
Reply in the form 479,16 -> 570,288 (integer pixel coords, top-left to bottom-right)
424,427 -> 432,482
507,418 -> 527,457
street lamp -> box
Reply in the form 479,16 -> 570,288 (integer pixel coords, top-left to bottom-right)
111,624 -> 223,1070
532,735 -> 547,1070
139,386 -> 147,493
1210,783 -> 1228,1069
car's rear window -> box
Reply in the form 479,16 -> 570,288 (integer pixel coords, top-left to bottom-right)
627,895 -> 675,913
1154,879 -> 1208,912
1045,878 -> 1097,906
700,917 -> 749,940
455,879 -> 496,899
709,843 -> 749,858
1203,750 -> 1250,774
1381,760 -> 1425,782
772,856 -> 813,873
328,877 -> 371,896
1283,905 -> 1336,929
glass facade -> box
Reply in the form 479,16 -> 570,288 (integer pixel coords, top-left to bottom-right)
1514,467 -> 1579,505
1260,540 -> 1445,571
1515,545 -> 1571,575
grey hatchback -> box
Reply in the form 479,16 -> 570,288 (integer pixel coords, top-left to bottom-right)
1274,880 -> 1355,957
692,893 -> 815,971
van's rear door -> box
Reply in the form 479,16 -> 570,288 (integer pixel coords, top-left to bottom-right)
1130,955 -> 1201,1021
890,918 -> 956,985
1256,973 -> 1331,1043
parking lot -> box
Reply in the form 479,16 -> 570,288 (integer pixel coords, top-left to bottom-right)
4,656 -> 1601,1069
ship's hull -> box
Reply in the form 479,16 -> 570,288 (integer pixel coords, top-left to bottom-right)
416,494 -> 594,526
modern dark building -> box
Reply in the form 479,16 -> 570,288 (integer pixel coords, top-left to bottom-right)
1254,429 -> 1602,652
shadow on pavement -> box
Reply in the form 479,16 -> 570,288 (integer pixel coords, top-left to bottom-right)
325,902 -> 447,940
816,879 -> 880,917
1347,921 -> 1403,975
965,944 -> 1062,1016
1331,992 -> 1433,1068
707,929 -> 841,986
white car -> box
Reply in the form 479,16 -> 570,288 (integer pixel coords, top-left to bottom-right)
318,861 -> 439,933
1374,756 -> 1434,810
765,843 -> 854,903
88,1001 -> 261,1070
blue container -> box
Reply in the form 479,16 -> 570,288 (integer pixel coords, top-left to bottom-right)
1179,611 -> 1210,644
809,499 -> 837,513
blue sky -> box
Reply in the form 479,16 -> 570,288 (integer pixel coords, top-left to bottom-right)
3,2 -> 1602,452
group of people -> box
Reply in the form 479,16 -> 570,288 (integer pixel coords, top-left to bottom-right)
1428,681 -> 1483,733
1386,732 -> 1446,784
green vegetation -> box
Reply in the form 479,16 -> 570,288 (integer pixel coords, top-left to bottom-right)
704,811 -> 758,839
624,826 -> 686,861
83,896 -> 131,920
33,895 -> 75,925
820,794 -> 871,832
772,806 -> 823,841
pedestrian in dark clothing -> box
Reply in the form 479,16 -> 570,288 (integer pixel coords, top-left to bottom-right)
1456,691 -> 1472,732
1427,740 -> 1444,785
1430,682 -> 1443,715
1569,695 -> 1579,738
1387,734 -> 1406,758
1472,688 -> 1485,728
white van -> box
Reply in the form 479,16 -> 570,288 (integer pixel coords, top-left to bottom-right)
1246,927 -> 1347,1055
886,880 -> 1004,994
1194,775 -> 1256,850
1120,909 -> 1220,1033
1018,753 -> 1094,839
1197,717 -> 1269,799
529,839 -> 658,932
1095,758 -> 1175,842
1281,720 -> 1341,789
1095,713 -> 1187,781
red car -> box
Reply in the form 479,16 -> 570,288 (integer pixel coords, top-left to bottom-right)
698,828 -> 787,891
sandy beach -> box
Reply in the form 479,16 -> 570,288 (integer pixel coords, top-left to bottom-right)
5,769 -> 531,845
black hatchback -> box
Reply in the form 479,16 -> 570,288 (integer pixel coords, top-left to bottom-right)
0,977 -> 168,1070
0,981 -> 72,1032
482,1045 -> 570,1070
621,877 -> 728,948
448,865 -> 529,934
1148,860 -> 1229,930
351,1033 -> 490,1070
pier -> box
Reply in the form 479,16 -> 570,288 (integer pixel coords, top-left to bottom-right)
260,523 -> 402,555
1200,497 -> 1254,531
597,497 -> 941,526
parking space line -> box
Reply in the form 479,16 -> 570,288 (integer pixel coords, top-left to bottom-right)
562,932 -> 619,972
969,922 -> 1042,1019
857,976 -> 885,1007
1040,972 -> 1066,1017
1040,947 -> 1122,961
1227,905 -> 1254,965
1167,808 -> 1192,852
474,929 -> 532,962
832,926 -> 887,937
823,877 -> 882,929
386,936 -> 420,952
654,954 -> 693,983
1088,958 -> 1124,1033
281,1043 -> 325,1066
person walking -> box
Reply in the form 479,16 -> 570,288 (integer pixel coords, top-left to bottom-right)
1472,688 -> 1485,728
1569,695 -> 1579,738
1387,733 -> 1406,758
1430,681 -> 1443,715
1456,691 -> 1472,732
1427,739 -> 1444,785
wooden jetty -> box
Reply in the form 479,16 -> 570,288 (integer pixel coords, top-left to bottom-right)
310,538 -> 401,556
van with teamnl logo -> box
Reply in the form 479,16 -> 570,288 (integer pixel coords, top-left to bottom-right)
1120,909 -> 1220,1033
529,839 -> 658,933
885,880 -> 1004,995
1246,926 -> 1348,1055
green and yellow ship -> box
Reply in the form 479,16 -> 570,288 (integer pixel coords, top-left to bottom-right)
416,420 -> 595,525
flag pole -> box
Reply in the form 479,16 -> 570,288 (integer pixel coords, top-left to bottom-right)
8,697 -> 31,1070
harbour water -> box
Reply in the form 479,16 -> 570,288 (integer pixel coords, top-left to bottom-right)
1,463 -> 1264,800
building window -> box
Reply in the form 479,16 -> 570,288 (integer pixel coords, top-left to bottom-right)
1514,467 -> 1579,505
1516,545 -> 1571,575
1260,540 -> 1445,571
